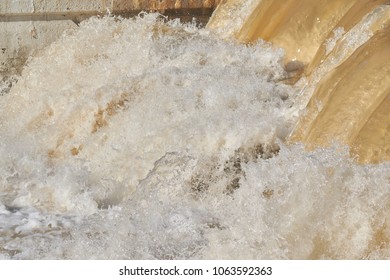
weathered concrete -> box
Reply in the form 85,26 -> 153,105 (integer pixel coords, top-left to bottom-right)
0,0 -> 220,17
112,0 -> 219,11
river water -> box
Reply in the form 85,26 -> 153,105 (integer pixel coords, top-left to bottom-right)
0,13 -> 389,259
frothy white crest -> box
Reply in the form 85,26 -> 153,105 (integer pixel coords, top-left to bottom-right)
0,14 -> 389,260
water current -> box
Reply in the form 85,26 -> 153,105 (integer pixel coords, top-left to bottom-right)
0,13 -> 389,259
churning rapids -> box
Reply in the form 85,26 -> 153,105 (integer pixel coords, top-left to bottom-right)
0,13 -> 389,259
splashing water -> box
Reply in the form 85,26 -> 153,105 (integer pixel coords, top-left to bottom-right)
0,14 -> 389,259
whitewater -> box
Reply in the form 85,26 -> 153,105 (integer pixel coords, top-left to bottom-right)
0,13 -> 389,259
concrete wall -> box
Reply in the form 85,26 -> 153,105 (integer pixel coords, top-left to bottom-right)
0,0 -> 219,14
113,0 -> 219,11
0,0 -> 105,13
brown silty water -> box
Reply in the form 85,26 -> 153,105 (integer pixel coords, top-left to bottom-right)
207,0 -> 390,164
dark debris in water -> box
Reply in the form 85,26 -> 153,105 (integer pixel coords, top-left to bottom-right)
4,205 -> 22,213
191,142 -> 280,196
0,248 -> 22,258
282,60 -> 305,85
0,76 -> 18,96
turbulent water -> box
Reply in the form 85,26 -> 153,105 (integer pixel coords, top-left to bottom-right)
0,14 -> 389,259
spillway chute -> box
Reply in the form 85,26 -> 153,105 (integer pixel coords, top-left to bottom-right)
207,0 -> 390,163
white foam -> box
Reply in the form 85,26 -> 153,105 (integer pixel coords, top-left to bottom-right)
0,14 -> 389,259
